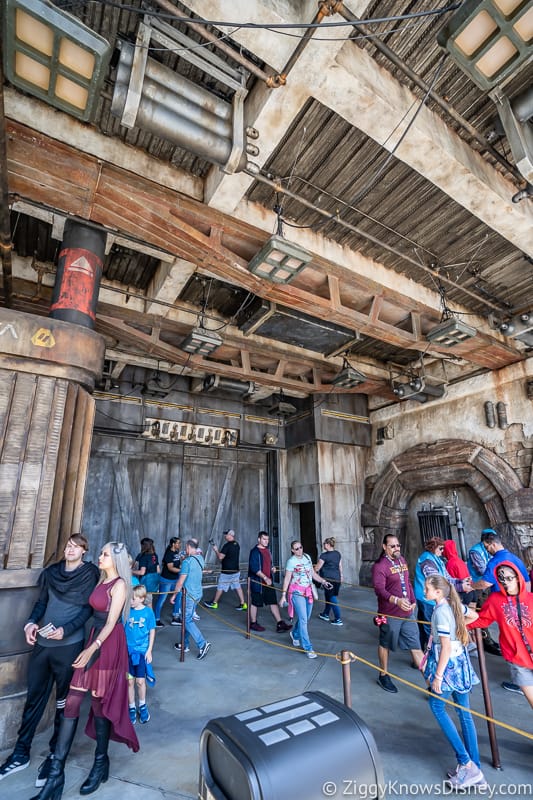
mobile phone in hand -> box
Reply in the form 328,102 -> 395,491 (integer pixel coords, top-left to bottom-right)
37,623 -> 57,638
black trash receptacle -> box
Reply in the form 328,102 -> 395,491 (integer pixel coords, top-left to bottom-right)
199,690 -> 383,800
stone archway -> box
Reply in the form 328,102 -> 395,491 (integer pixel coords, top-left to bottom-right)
361,439 -> 533,574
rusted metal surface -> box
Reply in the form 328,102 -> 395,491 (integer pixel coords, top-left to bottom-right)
0,307 -> 105,390
5,122 -> 523,385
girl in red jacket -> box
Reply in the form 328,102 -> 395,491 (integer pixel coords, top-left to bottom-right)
468,561 -> 533,709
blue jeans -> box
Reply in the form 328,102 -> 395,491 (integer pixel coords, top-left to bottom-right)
154,576 -> 177,621
184,595 -> 206,650
322,581 -> 341,621
292,592 -> 313,652
428,688 -> 480,767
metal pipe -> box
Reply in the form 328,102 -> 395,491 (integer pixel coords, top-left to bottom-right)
512,87 -> 533,123
453,490 -> 467,561
247,170 -> 504,312
246,578 -> 251,640
279,1 -> 341,80
340,650 -> 352,708
337,3 -> 521,183
0,56 -> 13,308
150,0 -> 282,86
473,628 -> 501,769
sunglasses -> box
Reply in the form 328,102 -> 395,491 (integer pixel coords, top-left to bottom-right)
498,574 -> 517,583
293,545 -> 303,550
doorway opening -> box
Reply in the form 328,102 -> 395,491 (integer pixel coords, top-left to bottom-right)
299,502 -> 318,562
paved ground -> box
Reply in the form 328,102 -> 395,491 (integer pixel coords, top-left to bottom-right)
2,585 -> 532,799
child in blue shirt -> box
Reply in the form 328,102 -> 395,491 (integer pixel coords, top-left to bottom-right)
125,584 -> 155,724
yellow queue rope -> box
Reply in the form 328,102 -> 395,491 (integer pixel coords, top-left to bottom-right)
194,584 -> 533,745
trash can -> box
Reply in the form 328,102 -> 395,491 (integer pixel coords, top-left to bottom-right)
199,690 -> 383,800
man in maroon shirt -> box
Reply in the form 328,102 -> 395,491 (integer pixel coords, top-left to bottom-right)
247,532 -> 291,633
372,534 -> 423,693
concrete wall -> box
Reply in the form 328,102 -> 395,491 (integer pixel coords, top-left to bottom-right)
364,357 -> 533,572
279,441 -> 367,583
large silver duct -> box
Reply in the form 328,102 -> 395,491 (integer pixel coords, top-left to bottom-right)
111,21 -> 259,174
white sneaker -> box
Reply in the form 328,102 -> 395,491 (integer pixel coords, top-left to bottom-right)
448,763 -> 485,789
290,631 -> 300,647
307,650 -> 317,659
193,613 -> 200,621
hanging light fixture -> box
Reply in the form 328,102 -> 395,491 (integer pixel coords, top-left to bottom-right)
426,283 -> 478,347
332,356 -> 367,389
437,0 -> 533,91
3,0 -> 111,121
180,279 -> 222,356
247,200 -> 312,284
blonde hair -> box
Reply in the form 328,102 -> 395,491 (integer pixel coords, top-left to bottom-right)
323,537 -> 336,549
425,574 -> 468,646
132,584 -> 148,603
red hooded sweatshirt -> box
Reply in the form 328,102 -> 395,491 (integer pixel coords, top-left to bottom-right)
468,559 -> 533,669
443,539 -> 469,580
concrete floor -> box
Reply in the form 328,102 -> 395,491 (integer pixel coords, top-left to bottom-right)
2,585 -> 532,799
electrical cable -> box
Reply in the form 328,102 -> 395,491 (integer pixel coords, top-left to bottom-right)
57,2 -> 462,31
272,53 -> 447,237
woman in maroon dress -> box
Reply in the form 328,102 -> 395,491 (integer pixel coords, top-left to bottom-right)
33,542 -> 139,800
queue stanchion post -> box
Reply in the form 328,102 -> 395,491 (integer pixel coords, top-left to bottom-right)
180,587 -> 186,663
341,650 -> 352,709
246,578 -> 251,639
474,627 -> 501,769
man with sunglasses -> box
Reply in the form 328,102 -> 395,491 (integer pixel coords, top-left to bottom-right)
372,534 -> 423,693
468,562 -> 533,709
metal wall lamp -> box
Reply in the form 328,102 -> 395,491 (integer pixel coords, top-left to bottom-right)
332,358 -> 367,389
247,234 -> 312,284
392,377 -> 446,403
3,0 -> 111,121
498,311 -> 533,346
426,317 -> 478,347
437,0 -> 533,91
180,326 -> 222,356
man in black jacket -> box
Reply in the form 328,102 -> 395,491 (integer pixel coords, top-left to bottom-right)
0,534 -> 99,787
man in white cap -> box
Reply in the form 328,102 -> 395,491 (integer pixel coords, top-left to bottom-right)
204,530 -> 247,611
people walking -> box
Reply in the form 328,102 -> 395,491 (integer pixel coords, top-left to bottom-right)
372,534 -> 423,693
204,530 -> 247,611
125,584 -> 156,725
248,531 -> 291,633
170,539 -> 211,660
423,574 -> 486,790
32,541 -> 138,800
0,535 -> 99,787
316,537 -> 343,625
281,541 -> 332,658
154,537 -> 181,627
